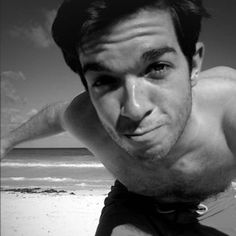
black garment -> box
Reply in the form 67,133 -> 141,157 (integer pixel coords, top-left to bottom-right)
95,181 -> 236,236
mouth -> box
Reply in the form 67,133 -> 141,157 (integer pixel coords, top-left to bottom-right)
124,125 -> 163,142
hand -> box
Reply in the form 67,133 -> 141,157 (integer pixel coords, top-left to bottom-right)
0,137 -> 13,159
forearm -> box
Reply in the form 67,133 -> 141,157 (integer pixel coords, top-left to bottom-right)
3,102 -> 68,148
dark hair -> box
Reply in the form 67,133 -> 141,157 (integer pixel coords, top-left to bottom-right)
52,0 -> 210,88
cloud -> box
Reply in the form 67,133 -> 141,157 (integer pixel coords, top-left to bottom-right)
26,109 -> 39,117
10,9 -> 57,48
56,133 -> 67,137
1,107 -> 25,134
1,71 -> 26,81
1,71 -> 27,134
44,9 -> 57,33
1,70 -> 40,134
1,71 -> 27,105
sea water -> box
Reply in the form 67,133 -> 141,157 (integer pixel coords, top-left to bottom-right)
1,148 -> 235,192
1,148 -> 114,191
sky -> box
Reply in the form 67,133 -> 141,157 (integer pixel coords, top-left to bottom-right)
1,0 -> 236,148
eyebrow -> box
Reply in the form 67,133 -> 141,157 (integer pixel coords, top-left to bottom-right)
83,62 -> 111,75
83,46 -> 177,74
142,47 -> 177,62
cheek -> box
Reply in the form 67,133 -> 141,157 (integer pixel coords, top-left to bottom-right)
161,80 -> 191,119
169,71 -> 191,100
171,88 -> 192,125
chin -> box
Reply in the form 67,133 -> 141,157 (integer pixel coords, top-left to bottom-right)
120,133 -> 179,165
103,114 -> 189,165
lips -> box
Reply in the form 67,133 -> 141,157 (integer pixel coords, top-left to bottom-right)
123,125 -> 163,142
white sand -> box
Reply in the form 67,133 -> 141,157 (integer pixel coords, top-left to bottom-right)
1,189 -> 109,236
2,183 -> 235,236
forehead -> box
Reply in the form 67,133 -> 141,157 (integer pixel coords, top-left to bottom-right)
79,9 -> 180,69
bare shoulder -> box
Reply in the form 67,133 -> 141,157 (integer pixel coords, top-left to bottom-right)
65,91 -> 97,121
193,67 -> 236,139
195,66 -> 236,106
66,91 -> 93,113
199,66 -> 236,80
63,91 -> 103,136
111,224 -> 152,236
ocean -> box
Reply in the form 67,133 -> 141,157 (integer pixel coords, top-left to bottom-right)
1,148 -> 115,192
1,148 -> 235,193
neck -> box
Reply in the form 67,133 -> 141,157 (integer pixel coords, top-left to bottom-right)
166,102 -> 201,167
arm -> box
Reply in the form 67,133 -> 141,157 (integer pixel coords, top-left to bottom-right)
222,69 -> 236,158
201,67 -> 236,157
1,101 -> 69,158
223,98 -> 236,157
111,225 -> 152,236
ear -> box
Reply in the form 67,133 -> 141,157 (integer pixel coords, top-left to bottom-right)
191,42 -> 205,87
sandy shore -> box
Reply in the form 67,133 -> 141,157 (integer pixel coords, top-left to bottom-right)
1,188 -> 110,236
1,183 -> 235,236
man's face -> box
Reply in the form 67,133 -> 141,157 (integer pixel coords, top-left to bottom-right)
79,9 -> 192,162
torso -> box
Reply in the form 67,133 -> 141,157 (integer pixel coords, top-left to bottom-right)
65,66 -> 236,202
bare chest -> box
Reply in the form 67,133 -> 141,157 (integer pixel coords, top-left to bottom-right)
120,124 -> 236,201
70,104 -> 236,201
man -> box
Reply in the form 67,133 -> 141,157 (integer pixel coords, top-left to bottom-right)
1,0 -> 236,235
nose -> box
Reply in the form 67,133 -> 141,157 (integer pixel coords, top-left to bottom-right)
120,76 -> 153,121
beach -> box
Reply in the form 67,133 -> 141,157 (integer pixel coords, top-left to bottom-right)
1,188 -> 109,236
0,148 -> 114,236
1,148 -> 236,235
2,185 -> 236,236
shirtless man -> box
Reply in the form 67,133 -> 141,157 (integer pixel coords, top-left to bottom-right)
1,0 -> 236,235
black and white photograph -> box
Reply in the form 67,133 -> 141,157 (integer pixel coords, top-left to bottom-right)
1,0 -> 236,235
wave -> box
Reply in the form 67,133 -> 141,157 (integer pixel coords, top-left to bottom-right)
1,162 -> 104,168
1,177 -> 112,183
232,181 -> 236,190
1,177 -> 78,182
1,177 -> 111,183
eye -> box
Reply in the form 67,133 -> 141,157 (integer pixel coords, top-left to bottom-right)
92,75 -> 119,89
145,62 -> 170,78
